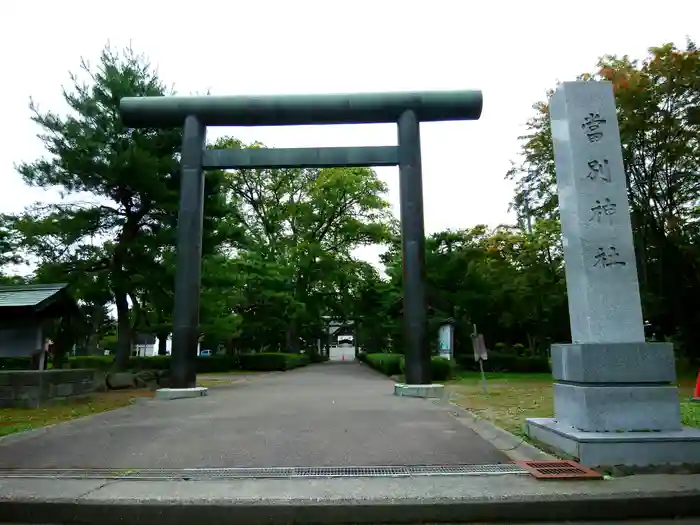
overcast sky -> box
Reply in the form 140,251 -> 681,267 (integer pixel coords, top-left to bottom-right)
2,1 -> 698,267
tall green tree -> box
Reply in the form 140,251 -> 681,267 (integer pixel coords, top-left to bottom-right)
507,40 -> 700,356
0,217 -> 22,283
215,137 -> 395,351
6,44 -> 227,369
378,222 -> 568,357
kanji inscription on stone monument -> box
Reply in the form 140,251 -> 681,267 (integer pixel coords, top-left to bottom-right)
581,112 -> 607,142
549,81 -> 645,344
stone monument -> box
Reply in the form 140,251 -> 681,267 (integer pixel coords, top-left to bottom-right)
526,81 -> 700,469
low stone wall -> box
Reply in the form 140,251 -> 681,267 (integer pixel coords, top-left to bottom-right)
0,369 -> 98,408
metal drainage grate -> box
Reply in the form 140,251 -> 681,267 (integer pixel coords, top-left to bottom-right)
0,464 -> 528,480
514,460 -> 603,480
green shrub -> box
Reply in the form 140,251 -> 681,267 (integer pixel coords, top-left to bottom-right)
239,352 -> 310,371
429,356 -> 454,381
68,356 -> 114,370
196,355 -> 240,373
494,342 -> 507,353
398,355 -> 455,381
66,355 -> 240,373
129,356 -> 171,371
364,353 -> 402,376
0,357 -> 33,370
455,352 -> 550,373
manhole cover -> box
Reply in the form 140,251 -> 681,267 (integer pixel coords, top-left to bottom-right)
514,460 -> 603,480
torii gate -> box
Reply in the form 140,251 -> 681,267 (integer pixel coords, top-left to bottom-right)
120,90 -> 482,389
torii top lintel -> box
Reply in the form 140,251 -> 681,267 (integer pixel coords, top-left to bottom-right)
119,90 -> 483,128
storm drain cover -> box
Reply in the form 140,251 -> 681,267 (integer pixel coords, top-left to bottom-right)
514,460 -> 603,480
0,464 -> 528,480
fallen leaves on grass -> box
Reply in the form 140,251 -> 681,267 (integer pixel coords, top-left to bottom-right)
196,378 -> 236,388
447,373 -> 699,435
0,389 -> 154,438
448,373 -> 553,436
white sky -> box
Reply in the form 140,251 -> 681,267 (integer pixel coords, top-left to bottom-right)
2,0 -> 698,268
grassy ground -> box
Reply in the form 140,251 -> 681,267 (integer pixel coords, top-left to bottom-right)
0,389 -> 155,438
0,377 -> 240,438
197,370 -> 264,376
196,378 -> 237,388
447,371 -> 699,436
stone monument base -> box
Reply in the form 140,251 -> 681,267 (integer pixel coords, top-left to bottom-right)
529,341 -> 700,469
155,387 -> 208,401
526,417 -> 700,469
394,383 -> 445,399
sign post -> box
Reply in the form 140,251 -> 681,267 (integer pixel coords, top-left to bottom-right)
437,318 -> 455,361
471,324 -> 488,394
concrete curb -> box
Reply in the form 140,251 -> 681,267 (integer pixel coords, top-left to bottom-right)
2,490 -> 700,524
442,393 -> 556,462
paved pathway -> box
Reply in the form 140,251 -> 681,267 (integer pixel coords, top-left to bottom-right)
0,362 -> 507,468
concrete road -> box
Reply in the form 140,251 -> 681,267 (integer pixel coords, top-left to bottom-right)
0,362 -> 507,468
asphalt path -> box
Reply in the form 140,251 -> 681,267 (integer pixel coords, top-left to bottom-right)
0,361 -> 507,468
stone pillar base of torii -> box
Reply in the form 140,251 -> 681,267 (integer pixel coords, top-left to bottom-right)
524,81 -> 700,470
394,383 -> 445,399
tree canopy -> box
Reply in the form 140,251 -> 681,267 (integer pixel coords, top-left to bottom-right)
2,39 -> 698,370
507,39 -> 700,360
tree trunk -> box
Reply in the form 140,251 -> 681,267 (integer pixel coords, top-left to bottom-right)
157,332 -> 169,355
110,209 -> 145,370
86,304 -> 102,355
114,289 -> 132,371
53,345 -> 67,370
285,321 -> 300,353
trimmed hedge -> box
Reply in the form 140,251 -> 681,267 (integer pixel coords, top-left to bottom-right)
362,353 -> 455,381
455,352 -> 550,373
239,352 -> 310,371
65,353 -> 312,373
363,353 -> 403,376
430,357 -> 455,381
399,356 -> 455,381
66,353 -> 309,373
68,356 -> 114,371
0,357 -> 32,370
65,355 -> 239,373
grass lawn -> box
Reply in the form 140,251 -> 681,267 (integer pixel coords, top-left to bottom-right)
0,374 -> 246,439
0,389 -> 155,438
447,371 -> 699,436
